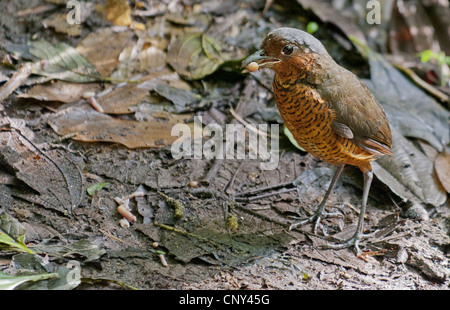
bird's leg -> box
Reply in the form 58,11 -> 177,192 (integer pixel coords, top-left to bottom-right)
289,164 -> 345,233
321,170 -> 374,255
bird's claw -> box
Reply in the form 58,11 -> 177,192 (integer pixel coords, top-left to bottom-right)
288,214 -> 321,232
288,211 -> 343,233
289,209 -> 366,255
319,235 -> 362,255
317,230 -> 379,256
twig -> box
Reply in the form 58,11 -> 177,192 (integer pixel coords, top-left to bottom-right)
394,64 -> 449,104
229,104 -> 278,139
0,62 -> 32,102
223,160 -> 244,193
99,229 -> 124,243
234,187 -> 297,202
234,181 -> 295,197
201,158 -> 223,185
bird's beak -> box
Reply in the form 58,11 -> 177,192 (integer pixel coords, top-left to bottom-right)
241,49 -> 280,72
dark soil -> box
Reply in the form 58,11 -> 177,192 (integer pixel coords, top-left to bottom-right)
0,0 -> 448,290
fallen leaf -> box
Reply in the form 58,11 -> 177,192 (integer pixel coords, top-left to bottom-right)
0,128 -> 86,214
75,28 -> 135,77
0,271 -> 58,290
97,0 -> 132,26
87,182 -> 109,196
135,185 -> 153,224
42,13 -> 82,36
18,81 -> 101,103
26,39 -> 100,82
8,253 -> 80,290
111,43 -> 166,79
167,33 -> 226,80
95,82 -> 150,114
48,105 -> 194,149
0,211 -> 34,254
434,151 -> 450,193
32,239 -> 106,262
372,127 -> 446,206
152,83 -> 202,113
94,70 -> 192,114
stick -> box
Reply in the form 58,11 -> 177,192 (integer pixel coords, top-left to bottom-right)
0,63 -> 32,102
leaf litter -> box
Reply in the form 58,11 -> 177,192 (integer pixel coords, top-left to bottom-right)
0,127 -> 85,215
0,0 -> 448,290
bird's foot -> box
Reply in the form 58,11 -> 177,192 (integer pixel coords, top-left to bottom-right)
288,210 -> 343,234
319,232 -> 366,256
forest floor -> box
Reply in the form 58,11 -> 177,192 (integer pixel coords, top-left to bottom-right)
0,0 -> 448,290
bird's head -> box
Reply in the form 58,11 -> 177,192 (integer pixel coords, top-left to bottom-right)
242,27 -> 328,78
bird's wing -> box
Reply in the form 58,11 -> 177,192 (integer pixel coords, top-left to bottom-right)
318,67 -> 392,155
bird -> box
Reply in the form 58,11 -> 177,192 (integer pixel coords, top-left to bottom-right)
241,27 -> 393,255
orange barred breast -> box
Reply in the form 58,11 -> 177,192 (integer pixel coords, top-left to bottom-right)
273,78 -> 375,173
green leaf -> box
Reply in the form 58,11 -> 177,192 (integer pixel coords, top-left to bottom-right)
419,50 -> 433,63
5,253 -> 82,290
306,21 -> 319,34
283,126 -> 305,151
202,34 -> 225,64
167,33 -> 226,80
28,39 -> 100,82
31,239 -> 106,262
0,271 -> 59,290
444,56 -> 450,65
418,50 -> 449,66
86,182 -> 109,196
0,211 -> 34,254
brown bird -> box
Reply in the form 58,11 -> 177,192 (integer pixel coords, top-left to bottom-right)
242,27 -> 392,254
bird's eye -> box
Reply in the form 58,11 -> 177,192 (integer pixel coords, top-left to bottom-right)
282,44 -> 294,55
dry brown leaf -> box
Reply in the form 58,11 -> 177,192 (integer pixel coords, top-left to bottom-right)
18,81 -> 101,103
138,46 -> 167,71
372,127 -> 447,207
111,44 -> 166,79
48,105 -> 193,149
94,70 -> 186,114
96,83 -> 149,114
0,128 -> 85,214
435,151 -> 450,193
42,13 -> 82,36
97,0 -> 132,26
75,28 -> 135,77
